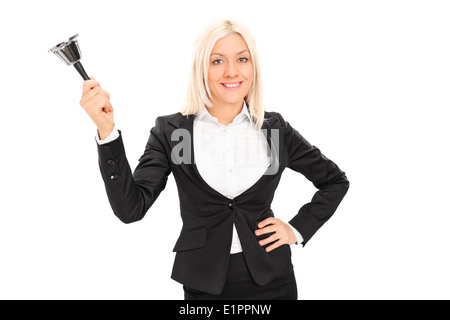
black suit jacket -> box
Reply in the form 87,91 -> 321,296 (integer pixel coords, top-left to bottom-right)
96,110 -> 349,295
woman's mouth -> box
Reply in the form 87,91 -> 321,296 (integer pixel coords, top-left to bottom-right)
221,81 -> 243,91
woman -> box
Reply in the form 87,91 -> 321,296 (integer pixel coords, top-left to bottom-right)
79,18 -> 350,300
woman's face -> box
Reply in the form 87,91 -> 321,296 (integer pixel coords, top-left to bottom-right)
208,33 -> 253,107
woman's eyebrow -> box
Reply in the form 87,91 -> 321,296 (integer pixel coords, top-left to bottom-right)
210,50 -> 249,56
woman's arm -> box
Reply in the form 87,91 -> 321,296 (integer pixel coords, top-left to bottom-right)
79,77 -> 171,223
280,113 -> 350,246
97,117 -> 172,223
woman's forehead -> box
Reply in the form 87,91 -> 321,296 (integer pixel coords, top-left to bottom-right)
212,34 -> 248,53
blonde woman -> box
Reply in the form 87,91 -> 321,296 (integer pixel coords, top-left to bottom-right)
79,18 -> 350,300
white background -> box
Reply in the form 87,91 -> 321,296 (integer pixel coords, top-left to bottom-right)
0,0 -> 449,300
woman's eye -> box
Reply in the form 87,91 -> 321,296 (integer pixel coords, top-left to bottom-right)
212,57 -> 249,65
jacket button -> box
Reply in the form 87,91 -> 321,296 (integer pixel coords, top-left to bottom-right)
228,202 -> 233,209
107,159 -> 116,166
110,174 -> 119,181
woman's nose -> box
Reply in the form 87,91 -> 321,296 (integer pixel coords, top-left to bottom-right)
224,61 -> 239,77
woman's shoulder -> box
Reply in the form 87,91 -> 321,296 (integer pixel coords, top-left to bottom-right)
264,109 -> 288,127
156,111 -> 184,121
153,111 -> 194,129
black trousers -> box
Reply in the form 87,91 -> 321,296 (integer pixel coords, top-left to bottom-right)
183,252 -> 298,300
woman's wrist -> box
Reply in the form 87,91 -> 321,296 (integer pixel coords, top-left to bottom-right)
98,124 -> 115,140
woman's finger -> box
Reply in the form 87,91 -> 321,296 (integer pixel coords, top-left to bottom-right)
105,98 -> 113,113
80,86 -> 102,105
82,76 -> 100,95
258,233 -> 280,247
85,96 -> 108,117
255,224 -> 277,236
257,217 -> 278,229
84,92 -> 106,110
101,89 -> 110,99
265,239 -> 285,252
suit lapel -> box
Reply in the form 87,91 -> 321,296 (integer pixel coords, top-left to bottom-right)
163,111 -> 282,198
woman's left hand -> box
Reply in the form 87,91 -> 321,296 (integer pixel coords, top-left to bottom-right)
255,217 -> 297,252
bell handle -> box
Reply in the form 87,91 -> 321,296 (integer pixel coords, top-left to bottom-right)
73,61 -> 89,80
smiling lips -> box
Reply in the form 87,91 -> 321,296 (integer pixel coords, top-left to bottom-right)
221,81 -> 243,90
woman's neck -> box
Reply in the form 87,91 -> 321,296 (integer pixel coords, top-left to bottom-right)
207,101 -> 244,126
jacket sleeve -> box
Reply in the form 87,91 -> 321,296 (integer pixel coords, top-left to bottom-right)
96,116 -> 172,223
279,113 -> 350,246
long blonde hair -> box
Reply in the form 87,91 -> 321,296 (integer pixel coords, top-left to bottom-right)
180,18 -> 266,130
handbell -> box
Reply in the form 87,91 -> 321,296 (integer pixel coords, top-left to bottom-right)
48,34 -> 89,80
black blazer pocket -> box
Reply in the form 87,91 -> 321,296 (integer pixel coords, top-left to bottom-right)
172,228 -> 207,252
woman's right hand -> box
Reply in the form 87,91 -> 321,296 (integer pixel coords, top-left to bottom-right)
79,76 -> 115,140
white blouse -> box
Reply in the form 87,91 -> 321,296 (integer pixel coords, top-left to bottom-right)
96,101 -> 303,253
